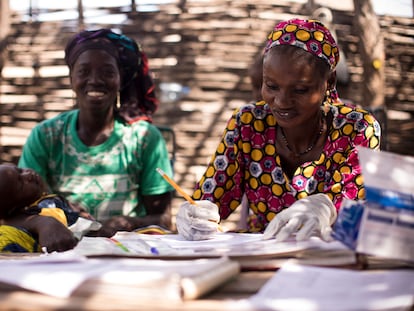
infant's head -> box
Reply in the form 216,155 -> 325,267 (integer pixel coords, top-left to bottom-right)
0,164 -> 46,219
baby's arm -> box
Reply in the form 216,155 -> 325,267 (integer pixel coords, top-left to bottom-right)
4,213 -> 78,252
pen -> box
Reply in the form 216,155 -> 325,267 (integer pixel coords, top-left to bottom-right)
156,168 -> 196,205
130,239 -> 159,255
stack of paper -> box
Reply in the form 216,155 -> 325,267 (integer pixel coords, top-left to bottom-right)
0,253 -> 239,300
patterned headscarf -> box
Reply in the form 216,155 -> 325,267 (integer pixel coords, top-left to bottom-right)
264,19 -> 340,103
65,29 -> 158,123
265,18 -> 339,70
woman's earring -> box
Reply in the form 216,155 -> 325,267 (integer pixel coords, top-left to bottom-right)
72,91 -> 77,107
116,93 -> 121,109
323,101 -> 330,116
322,89 -> 331,116
325,89 -> 331,102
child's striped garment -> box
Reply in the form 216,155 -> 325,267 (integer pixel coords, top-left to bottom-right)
0,225 -> 40,253
0,194 -> 78,253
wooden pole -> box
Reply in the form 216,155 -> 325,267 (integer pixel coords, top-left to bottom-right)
77,0 -> 84,30
0,0 -> 10,42
353,0 -> 387,149
0,0 -> 9,157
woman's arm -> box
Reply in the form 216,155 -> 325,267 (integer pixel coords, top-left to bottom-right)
142,191 -> 173,229
89,192 -> 173,237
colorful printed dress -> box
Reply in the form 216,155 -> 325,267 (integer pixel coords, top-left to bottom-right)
192,101 -> 381,232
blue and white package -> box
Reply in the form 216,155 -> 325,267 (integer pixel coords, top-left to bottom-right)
332,199 -> 364,250
332,147 -> 414,262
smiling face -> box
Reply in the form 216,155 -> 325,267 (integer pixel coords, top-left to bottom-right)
70,49 -> 121,116
262,45 -> 331,129
0,164 -> 46,218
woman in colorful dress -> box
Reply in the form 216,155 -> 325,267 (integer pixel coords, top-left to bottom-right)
176,18 -> 381,241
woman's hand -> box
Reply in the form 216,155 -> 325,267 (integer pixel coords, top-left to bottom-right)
176,200 -> 221,241
69,202 -> 95,220
263,194 -> 337,242
87,216 -> 136,237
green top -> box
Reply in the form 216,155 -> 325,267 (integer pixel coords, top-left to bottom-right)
18,110 -> 173,221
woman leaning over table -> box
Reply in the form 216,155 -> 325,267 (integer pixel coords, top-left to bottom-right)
176,18 -> 381,241
18,29 -> 174,238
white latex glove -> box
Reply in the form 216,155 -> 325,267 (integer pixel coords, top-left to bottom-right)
176,200 -> 220,241
263,193 -> 337,242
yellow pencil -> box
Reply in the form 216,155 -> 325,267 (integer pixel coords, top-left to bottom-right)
156,168 -> 196,205
156,168 -> 222,229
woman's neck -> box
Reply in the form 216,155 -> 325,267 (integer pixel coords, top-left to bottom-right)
277,111 -> 329,178
77,111 -> 115,146
280,111 -> 324,155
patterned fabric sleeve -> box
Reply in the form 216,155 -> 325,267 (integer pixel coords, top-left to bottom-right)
325,105 -> 381,210
192,107 -> 245,219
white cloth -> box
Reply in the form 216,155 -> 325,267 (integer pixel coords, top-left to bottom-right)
69,218 -> 102,240
263,193 -> 337,242
176,200 -> 220,241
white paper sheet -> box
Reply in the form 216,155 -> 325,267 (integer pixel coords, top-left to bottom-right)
104,232 -> 352,258
0,253 -> 113,297
245,261 -> 414,311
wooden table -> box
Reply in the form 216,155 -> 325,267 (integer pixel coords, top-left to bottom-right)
0,268 -> 274,311
1,253 -> 412,311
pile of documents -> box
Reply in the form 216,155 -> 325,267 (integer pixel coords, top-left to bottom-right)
0,253 -> 239,300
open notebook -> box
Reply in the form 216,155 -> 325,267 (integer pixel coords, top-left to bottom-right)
71,232 -> 358,270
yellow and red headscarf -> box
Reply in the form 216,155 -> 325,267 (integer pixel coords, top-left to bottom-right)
265,18 -> 340,70
265,19 -> 341,103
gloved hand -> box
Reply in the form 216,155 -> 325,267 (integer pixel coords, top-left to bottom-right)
176,200 -> 220,241
263,193 -> 337,242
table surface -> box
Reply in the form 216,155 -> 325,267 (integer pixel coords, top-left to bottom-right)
0,253 -> 412,311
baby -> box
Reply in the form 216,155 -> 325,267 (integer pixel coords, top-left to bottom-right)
0,164 -> 100,252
